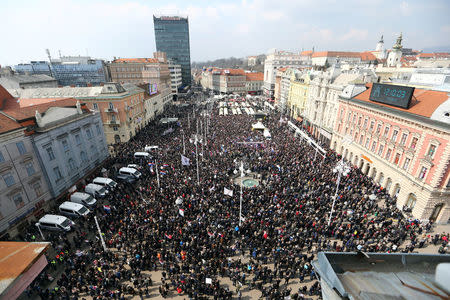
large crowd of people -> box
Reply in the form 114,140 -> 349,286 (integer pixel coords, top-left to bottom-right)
20,100 -> 448,299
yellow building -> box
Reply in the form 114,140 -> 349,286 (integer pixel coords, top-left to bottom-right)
288,73 -> 311,122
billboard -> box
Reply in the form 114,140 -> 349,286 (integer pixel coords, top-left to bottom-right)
149,83 -> 158,95
369,83 -> 414,109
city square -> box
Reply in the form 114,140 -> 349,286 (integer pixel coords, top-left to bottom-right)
1,1 -> 450,299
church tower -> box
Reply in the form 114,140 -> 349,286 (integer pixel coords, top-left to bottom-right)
387,33 -> 403,67
375,35 -> 384,52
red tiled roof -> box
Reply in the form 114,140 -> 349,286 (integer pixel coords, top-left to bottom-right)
2,97 -> 82,121
360,51 -> 377,61
312,51 -> 377,61
301,50 -> 313,56
312,51 -> 361,58
245,72 -> 264,81
221,69 -> 245,76
0,84 -> 15,109
112,58 -> 158,63
417,52 -> 450,59
0,114 -> 22,134
354,83 -> 449,118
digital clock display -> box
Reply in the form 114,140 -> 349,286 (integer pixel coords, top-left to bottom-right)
369,83 -> 414,109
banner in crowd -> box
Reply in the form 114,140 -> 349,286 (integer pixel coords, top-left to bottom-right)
181,155 -> 190,166
224,187 -> 233,196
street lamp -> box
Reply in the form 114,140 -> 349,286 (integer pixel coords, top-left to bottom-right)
181,129 -> 185,155
327,160 -> 351,226
234,160 -> 251,227
189,134 -> 202,185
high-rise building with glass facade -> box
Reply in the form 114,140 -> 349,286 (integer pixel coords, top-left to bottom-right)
153,15 -> 191,87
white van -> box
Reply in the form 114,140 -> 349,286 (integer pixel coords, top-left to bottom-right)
92,177 -> 117,191
36,214 -> 74,232
134,152 -> 151,160
85,183 -> 108,198
59,201 -> 90,218
127,164 -> 141,170
70,192 -> 97,208
119,167 -> 141,179
144,145 -> 159,152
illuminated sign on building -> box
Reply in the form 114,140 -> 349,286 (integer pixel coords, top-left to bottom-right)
369,83 -> 414,109
149,83 -> 158,95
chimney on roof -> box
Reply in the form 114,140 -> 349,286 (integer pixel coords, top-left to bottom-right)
35,110 -> 43,127
76,101 -> 82,114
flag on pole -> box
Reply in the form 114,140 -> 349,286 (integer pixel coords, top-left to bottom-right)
179,209 -> 184,216
224,187 -> 233,196
362,155 -> 373,163
181,155 -> 190,166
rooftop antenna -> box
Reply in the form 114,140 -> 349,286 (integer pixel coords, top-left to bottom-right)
45,49 -> 55,77
45,49 -> 52,63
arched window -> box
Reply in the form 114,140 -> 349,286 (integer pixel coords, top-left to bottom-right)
393,183 -> 401,197
378,173 -> 385,186
406,193 -> 416,209
386,178 -> 392,192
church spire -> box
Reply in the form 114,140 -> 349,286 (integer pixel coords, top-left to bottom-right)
379,34 -> 384,43
393,32 -> 403,50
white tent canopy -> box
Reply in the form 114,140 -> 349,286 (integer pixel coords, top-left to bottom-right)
160,117 -> 178,125
252,121 -> 266,131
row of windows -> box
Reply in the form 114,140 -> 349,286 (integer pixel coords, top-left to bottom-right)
2,163 -> 38,186
45,126 -> 101,162
115,73 -> 142,79
0,142 -> 28,164
348,132 -> 431,181
52,147 -> 98,183
342,111 -> 438,155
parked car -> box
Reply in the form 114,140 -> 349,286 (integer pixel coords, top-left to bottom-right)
36,214 -> 74,232
119,167 -> 142,179
116,173 -> 136,184
70,192 -> 97,208
59,201 -> 90,218
85,183 -> 108,198
92,177 -> 117,191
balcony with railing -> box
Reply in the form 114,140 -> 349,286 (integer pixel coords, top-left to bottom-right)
104,107 -> 119,113
106,118 -> 120,125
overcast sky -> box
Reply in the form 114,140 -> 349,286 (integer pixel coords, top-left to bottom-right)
1,0 -> 449,66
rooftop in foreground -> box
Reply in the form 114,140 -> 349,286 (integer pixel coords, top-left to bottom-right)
312,251 -> 450,300
0,242 -> 50,298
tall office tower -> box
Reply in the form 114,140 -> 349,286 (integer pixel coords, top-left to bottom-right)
153,15 -> 191,87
